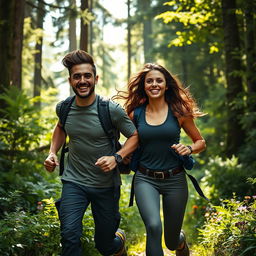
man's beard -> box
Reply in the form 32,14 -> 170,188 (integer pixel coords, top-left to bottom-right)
72,83 -> 95,99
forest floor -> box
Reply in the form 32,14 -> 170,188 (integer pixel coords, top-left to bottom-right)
131,248 -> 195,255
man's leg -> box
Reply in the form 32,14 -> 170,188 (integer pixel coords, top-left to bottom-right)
59,181 -> 90,256
90,186 -> 123,256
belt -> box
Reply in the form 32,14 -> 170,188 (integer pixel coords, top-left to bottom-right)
138,165 -> 184,179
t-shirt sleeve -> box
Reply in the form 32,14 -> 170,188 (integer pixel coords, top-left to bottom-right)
109,100 -> 136,138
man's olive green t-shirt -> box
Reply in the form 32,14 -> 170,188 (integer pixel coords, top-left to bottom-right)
56,95 -> 136,188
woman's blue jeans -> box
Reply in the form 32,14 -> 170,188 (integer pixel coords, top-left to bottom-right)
57,180 -> 122,256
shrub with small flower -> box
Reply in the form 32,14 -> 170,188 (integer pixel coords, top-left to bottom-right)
195,195 -> 256,256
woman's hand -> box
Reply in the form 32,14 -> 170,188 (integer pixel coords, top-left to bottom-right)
171,143 -> 192,156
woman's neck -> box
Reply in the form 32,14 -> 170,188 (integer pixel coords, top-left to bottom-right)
147,98 -> 168,113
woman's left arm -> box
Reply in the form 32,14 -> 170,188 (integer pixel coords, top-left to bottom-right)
171,117 -> 206,155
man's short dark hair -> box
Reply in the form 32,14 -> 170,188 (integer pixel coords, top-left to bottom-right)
62,50 -> 97,76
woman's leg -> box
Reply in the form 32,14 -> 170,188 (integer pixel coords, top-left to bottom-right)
162,172 -> 188,250
135,174 -> 163,256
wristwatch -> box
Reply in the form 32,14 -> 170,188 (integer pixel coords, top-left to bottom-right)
114,153 -> 123,164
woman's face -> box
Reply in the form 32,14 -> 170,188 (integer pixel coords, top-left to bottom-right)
144,70 -> 167,99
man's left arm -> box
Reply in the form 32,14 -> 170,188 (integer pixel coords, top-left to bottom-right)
95,130 -> 138,172
96,102 -> 139,172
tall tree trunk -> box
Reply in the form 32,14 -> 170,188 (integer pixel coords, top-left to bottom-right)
221,0 -> 245,157
69,0 -> 77,52
138,0 -> 153,63
33,0 -> 45,106
89,0 -> 93,55
80,0 -> 88,51
127,0 -> 131,81
11,0 -> 25,89
0,0 -> 13,91
0,0 -> 25,91
244,1 -> 256,94
180,46 -> 188,85
69,0 -> 77,96
101,14 -> 106,86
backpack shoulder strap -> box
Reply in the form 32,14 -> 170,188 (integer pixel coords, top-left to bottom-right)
97,96 -> 115,139
59,95 -> 76,130
133,105 -> 144,128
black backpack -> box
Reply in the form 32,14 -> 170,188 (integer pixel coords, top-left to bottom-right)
58,95 -> 130,176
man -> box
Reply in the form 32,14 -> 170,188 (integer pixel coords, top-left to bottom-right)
44,50 -> 138,256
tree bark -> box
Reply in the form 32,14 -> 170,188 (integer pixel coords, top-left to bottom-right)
244,1 -> 256,94
127,0 -> 131,81
221,0 -> 245,157
89,0 -> 93,55
69,0 -> 77,52
0,0 -> 25,91
11,0 -> 25,89
138,0 -> 153,63
69,0 -> 77,96
0,0 -> 13,90
80,0 -> 88,51
33,0 -> 45,106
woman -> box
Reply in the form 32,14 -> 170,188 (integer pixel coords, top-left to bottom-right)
118,63 -> 206,256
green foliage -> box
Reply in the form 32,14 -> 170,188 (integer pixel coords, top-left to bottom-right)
119,175 -> 145,245
0,177 -> 145,256
184,155 -> 255,245
156,0 -> 222,51
0,198 -> 60,256
196,195 -> 256,256
0,87 -> 59,214
0,87 -> 44,153
201,156 -> 256,204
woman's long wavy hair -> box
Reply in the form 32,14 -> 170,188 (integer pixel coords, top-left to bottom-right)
114,63 -> 204,118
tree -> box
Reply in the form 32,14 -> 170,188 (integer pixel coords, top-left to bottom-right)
221,0 -> 245,157
69,0 -> 77,96
137,0 -> 153,63
80,0 -> 89,51
127,0 -> 131,80
33,0 -> 46,105
244,1 -> 256,95
0,0 -> 25,91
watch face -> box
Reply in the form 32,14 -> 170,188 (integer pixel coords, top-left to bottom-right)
114,154 -> 122,163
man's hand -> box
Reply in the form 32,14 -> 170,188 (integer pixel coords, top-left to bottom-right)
44,152 -> 59,172
95,156 -> 117,172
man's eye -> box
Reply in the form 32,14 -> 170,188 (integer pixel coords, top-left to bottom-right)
73,74 -> 81,79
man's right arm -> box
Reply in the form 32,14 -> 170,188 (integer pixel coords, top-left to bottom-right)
44,122 -> 66,172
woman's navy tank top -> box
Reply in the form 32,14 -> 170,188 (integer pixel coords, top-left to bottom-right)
137,105 -> 181,170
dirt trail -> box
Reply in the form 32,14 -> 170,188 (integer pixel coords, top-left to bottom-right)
132,248 -> 196,255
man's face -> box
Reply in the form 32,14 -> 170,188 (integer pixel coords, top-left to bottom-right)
69,63 -> 98,99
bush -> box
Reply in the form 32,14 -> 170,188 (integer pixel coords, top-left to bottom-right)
196,195 -> 256,256
201,156 -> 256,204
0,198 -> 60,256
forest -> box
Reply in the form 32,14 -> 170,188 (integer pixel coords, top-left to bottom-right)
0,0 -> 255,255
